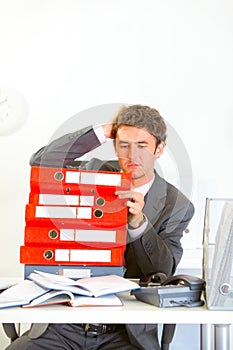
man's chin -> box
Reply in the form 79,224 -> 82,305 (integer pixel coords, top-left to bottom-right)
122,166 -> 144,179
129,170 -> 144,179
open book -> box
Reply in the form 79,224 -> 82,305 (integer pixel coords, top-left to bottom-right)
0,271 -> 139,308
28,270 -> 139,297
23,290 -> 123,308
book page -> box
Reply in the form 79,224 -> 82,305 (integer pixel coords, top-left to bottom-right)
71,294 -> 123,307
73,274 -> 139,297
30,271 -> 139,297
0,280 -> 49,308
29,273 -> 94,296
23,289 -> 74,307
23,290 -> 123,307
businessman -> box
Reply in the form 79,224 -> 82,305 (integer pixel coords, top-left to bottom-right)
6,104 -> 194,350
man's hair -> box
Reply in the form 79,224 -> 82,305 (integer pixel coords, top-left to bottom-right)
111,104 -> 167,144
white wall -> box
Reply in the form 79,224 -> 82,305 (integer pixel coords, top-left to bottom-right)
0,0 -> 232,279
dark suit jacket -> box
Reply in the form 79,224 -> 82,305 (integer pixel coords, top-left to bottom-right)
28,125 -> 194,349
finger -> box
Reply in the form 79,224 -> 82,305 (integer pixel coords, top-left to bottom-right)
127,201 -> 142,215
128,207 -> 141,216
115,190 -> 133,199
116,190 -> 144,203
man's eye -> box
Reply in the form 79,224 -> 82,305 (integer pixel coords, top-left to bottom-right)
120,144 -> 129,149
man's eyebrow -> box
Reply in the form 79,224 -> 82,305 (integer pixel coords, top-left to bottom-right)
118,140 -> 149,145
136,141 -> 149,145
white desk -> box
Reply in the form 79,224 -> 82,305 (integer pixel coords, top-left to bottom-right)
1,292 -> 233,350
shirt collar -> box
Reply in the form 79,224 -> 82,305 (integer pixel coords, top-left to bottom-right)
133,173 -> 155,196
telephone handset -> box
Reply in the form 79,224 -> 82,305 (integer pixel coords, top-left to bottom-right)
131,274 -> 205,308
161,274 -> 205,291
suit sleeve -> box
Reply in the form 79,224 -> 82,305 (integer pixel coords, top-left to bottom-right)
29,126 -> 101,167
124,190 -> 195,278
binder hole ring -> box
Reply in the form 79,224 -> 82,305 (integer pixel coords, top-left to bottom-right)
96,197 -> 105,206
220,283 -> 232,296
43,250 -> 53,260
48,229 -> 58,239
54,171 -> 64,181
94,209 -> 103,218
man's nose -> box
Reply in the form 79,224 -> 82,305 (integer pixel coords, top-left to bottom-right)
128,144 -> 139,159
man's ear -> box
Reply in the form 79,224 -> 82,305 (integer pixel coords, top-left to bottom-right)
154,141 -> 165,158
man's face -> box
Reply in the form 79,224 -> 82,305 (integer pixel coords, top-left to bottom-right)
115,125 -> 164,187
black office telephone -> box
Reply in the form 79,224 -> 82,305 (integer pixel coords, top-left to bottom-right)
131,274 -> 206,308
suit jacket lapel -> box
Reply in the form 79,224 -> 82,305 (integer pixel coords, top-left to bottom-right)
143,172 -> 168,225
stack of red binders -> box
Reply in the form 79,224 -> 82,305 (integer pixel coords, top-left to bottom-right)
20,166 -> 131,278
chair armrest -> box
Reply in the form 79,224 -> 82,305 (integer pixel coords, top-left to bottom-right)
2,323 -> 19,342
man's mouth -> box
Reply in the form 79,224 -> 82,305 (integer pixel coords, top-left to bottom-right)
127,162 -> 140,168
